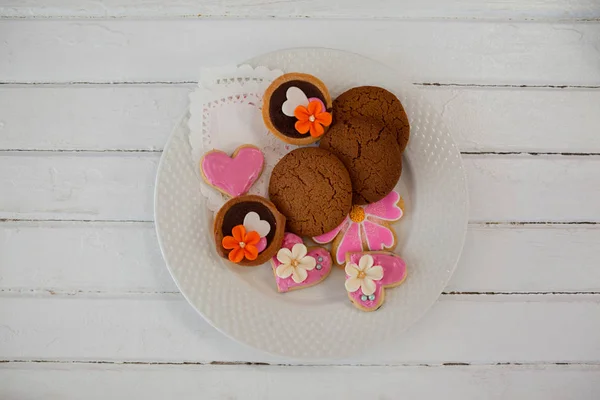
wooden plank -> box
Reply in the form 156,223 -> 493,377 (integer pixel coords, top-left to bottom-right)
1,363 -> 599,400
447,225 -> 600,293
2,85 -> 600,153
0,153 -> 158,221
1,0 -> 599,19
423,87 -> 600,153
465,155 -> 600,222
0,85 -> 190,151
1,153 -> 599,222
1,20 -> 599,85
0,221 -> 178,293
0,294 -> 599,364
2,222 -> 600,293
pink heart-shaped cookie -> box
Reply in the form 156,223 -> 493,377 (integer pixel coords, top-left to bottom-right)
271,233 -> 332,293
344,251 -> 407,312
200,145 -> 264,197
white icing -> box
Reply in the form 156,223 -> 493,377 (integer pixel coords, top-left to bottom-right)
243,211 -> 271,238
275,243 -> 316,283
344,255 -> 384,295
281,86 -> 309,117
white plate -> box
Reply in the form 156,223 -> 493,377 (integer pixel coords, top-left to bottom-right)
154,48 -> 468,360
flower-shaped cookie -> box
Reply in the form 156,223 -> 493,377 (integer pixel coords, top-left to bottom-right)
313,190 -> 403,265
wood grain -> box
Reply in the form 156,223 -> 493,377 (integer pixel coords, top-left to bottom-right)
1,0 -> 599,19
1,153 -> 599,222
1,222 -> 599,293
1,8 -> 598,393
2,85 -> 599,153
0,153 -> 158,221
1,363 -> 599,399
466,155 -> 600,222
1,20 -> 599,85
0,85 -> 190,152
1,294 -> 599,364
448,225 -> 600,293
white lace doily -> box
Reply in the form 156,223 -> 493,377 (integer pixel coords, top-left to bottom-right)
188,65 -> 291,212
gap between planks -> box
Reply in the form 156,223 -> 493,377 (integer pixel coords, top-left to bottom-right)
1,359 -> 599,368
0,15 -> 598,22
2,149 -> 600,156
3,150 -> 598,157
0,288 -> 598,298
1,218 -> 599,225
1,81 -> 599,89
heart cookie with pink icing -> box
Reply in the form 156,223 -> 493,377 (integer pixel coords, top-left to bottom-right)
200,145 -> 265,198
271,232 -> 332,292
344,251 -> 407,312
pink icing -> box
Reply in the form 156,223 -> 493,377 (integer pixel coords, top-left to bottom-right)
279,232 -> 303,248
334,222 -> 362,265
313,191 -> 403,264
363,220 -> 394,251
201,147 -> 264,197
256,237 -> 267,253
364,191 -> 403,221
308,97 -> 326,113
346,253 -> 407,310
313,218 -> 348,244
271,233 -> 332,293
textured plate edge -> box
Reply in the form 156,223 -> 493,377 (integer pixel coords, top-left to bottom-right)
153,48 -> 470,361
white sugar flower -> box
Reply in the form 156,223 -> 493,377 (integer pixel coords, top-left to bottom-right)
276,243 -> 316,283
344,254 -> 384,295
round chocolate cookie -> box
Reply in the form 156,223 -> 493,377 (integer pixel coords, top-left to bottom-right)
333,86 -> 410,152
269,147 -> 352,237
263,73 -> 333,145
320,117 -> 402,205
214,195 -> 286,267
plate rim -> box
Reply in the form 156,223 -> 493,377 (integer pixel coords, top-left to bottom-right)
154,47 -> 469,360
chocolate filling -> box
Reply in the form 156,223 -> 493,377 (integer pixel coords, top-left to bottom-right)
268,80 -> 327,139
221,201 -> 277,246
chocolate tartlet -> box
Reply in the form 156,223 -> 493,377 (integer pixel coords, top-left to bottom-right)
214,195 -> 286,266
262,73 -> 333,145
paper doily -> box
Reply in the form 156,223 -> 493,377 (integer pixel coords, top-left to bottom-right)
188,65 -> 291,213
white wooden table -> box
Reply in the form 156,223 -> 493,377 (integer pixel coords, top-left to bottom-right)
1,1 -> 600,398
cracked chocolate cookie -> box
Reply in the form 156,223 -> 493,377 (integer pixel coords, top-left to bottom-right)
268,147 -> 352,237
319,117 -> 402,205
262,73 -> 333,145
332,86 -> 410,152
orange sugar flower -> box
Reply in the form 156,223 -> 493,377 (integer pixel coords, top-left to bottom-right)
222,225 -> 260,263
294,99 -> 333,138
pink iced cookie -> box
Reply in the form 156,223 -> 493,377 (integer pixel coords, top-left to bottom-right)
271,233 -> 332,293
344,251 -> 407,312
313,190 -> 404,265
200,145 -> 264,198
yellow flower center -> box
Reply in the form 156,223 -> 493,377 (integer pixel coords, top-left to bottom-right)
291,259 -> 299,267
349,206 -> 365,223
239,242 -> 246,248
357,271 -> 366,279
309,115 -> 316,122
